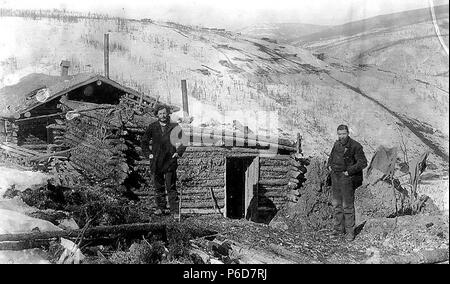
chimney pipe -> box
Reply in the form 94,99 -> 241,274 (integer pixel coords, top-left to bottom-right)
60,60 -> 70,77
104,33 -> 109,78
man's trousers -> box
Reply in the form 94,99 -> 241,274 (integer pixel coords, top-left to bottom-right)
153,170 -> 178,214
331,171 -> 355,234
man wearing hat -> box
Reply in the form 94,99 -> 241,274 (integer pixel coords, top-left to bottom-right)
141,105 -> 186,216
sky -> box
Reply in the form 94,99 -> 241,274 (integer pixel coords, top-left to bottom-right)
0,0 -> 449,29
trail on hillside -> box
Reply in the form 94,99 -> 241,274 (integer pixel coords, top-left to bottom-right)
329,75 -> 449,162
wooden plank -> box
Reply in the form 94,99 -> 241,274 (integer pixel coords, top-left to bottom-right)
245,157 -> 259,220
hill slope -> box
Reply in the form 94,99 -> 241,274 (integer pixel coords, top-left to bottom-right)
294,5 -> 449,83
0,13 -> 448,172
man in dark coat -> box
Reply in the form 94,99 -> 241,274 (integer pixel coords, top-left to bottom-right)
141,105 -> 186,216
327,124 -> 367,241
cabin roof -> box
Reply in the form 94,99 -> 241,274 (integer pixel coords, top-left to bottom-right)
0,72 -> 178,119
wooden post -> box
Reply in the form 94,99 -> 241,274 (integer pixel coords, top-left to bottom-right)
181,80 -> 189,117
138,93 -> 144,108
296,133 -> 302,154
104,33 -> 109,78
244,126 -> 249,147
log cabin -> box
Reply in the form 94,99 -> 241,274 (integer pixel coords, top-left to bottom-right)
0,64 -> 308,224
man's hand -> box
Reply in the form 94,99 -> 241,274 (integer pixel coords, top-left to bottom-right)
172,153 -> 179,159
343,171 -> 349,176
149,154 -> 153,159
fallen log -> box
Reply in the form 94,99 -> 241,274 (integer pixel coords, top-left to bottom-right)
0,222 -> 166,250
0,239 -> 51,251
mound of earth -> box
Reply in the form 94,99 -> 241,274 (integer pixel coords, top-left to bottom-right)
270,157 -> 440,234
269,157 -> 333,232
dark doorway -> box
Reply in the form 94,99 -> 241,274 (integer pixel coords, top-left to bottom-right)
67,82 -> 123,104
225,156 -> 259,220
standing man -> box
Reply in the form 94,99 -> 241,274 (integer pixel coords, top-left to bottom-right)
141,105 -> 186,216
327,125 -> 367,241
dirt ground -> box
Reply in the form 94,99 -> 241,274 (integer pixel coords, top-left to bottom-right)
185,213 -> 449,264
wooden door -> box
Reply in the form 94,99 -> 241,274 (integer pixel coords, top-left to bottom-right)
244,157 -> 259,220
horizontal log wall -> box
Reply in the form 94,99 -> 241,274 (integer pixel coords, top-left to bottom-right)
178,148 -> 291,217
178,148 -> 227,213
258,156 -> 290,216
